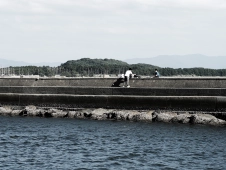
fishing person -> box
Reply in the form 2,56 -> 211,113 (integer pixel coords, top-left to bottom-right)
153,69 -> 160,78
124,68 -> 133,87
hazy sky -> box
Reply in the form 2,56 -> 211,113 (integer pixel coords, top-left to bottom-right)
1,0 -> 226,63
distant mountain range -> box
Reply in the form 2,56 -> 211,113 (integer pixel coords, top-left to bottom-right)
0,58 -> 61,67
124,54 -> 226,69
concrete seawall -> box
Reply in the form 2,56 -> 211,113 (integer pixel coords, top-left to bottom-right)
1,77 -> 226,88
0,77 -> 226,112
0,93 -> 226,111
0,86 -> 226,96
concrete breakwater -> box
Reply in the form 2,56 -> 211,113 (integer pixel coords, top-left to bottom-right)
1,106 -> 226,126
1,86 -> 226,96
1,77 -> 226,125
1,77 -> 226,88
1,86 -> 226,111
1,93 -> 226,111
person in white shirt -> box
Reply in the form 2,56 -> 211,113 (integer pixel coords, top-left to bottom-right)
124,68 -> 133,87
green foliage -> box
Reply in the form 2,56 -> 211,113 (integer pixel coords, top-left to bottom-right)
2,58 -> 226,77
60,58 -> 130,76
130,63 -> 159,76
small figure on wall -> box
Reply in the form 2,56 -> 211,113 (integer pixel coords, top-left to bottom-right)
153,69 -> 160,78
124,68 -> 133,87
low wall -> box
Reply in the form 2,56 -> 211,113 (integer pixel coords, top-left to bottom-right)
1,77 -> 226,111
0,93 -> 226,111
0,86 -> 226,96
1,77 -> 226,88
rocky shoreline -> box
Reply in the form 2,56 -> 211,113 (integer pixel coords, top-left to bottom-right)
1,105 -> 226,126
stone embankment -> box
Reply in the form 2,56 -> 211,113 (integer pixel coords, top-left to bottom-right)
1,105 -> 226,126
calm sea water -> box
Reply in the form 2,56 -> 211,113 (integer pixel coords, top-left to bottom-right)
0,116 -> 226,170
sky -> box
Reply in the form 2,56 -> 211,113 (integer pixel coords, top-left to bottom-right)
1,0 -> 226,63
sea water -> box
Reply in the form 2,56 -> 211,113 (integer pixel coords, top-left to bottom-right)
0,116 -> 226,170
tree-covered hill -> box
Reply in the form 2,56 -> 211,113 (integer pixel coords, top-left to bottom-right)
1,58 -> 226,77
60,58 -> 226,77
60,58 -> 130,76
60,58 -> 159,77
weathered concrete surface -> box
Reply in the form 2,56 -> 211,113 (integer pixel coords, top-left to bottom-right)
1,77 -> 226,88
0,86 -> 226,96
0,106 -> 225,126
1,78 -> 226,113
0,93 -> 226,111
1,78 -> 226,126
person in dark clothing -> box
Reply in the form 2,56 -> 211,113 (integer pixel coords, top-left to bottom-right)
111,77 -> 124,87
154,69 -> 160,78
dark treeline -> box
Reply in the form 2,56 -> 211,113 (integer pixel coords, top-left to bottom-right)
0,66 -> 59,77
1,58 -> 226,77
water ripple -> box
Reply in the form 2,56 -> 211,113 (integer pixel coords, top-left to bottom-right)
0,116 -> 226,169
